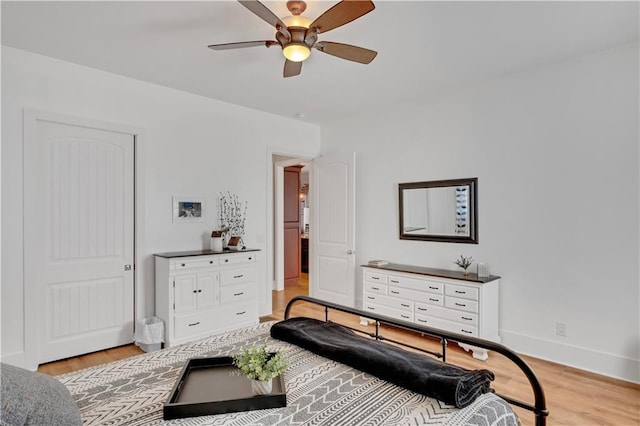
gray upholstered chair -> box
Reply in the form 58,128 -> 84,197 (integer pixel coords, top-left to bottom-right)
0,363 -> 82,425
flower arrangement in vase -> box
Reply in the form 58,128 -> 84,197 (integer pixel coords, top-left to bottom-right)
454,255 -> 474,276
218,191 -> 247,248
231,345 -> 287,395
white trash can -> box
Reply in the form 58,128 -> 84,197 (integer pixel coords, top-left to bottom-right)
135,317 -> 164,352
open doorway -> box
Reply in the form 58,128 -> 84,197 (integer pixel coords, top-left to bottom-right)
272,155 -> 311,318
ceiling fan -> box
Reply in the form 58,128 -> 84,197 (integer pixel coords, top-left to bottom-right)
208,0 -> 377,78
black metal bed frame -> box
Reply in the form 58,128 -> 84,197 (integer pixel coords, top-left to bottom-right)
284,295 -> 549,426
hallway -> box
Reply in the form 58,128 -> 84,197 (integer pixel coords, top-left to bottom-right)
269,273 -> 308,321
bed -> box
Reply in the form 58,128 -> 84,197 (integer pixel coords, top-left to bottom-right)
59,296 -> 548,426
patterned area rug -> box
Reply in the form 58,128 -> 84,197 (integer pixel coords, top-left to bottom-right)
59,322 -> 519,426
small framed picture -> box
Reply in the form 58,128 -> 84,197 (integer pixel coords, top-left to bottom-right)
172,196 -> 205,223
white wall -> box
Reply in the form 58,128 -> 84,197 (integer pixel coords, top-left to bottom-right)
1,47 -> 321,367
322,44 -> 640,383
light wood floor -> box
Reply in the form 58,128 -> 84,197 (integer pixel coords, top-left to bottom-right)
39,274 -> 640,425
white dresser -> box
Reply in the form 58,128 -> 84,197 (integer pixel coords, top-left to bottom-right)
155,249 -> 259,348
361,263 -> 500,360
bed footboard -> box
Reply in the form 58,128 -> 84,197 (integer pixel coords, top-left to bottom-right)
283,295 -> 549,426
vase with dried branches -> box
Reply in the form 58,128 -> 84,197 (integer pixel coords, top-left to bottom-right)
218,191 -> 247,247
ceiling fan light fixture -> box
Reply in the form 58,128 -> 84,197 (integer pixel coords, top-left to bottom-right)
281,14 -> 311,28
283,43 -> 311,62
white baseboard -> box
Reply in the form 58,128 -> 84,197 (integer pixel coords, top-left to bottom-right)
273,279 -> 283,291
1,351 -> 37,371
501,330 -> 640,384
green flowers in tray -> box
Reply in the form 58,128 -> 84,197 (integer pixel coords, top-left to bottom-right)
231,345 -> 287,382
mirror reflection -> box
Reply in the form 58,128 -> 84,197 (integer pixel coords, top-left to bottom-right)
399,178 -> 477,244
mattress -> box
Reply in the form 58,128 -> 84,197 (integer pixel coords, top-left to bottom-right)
59,322 -> 518,425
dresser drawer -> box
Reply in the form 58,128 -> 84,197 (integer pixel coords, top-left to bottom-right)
445,284 -> 478,300
415,302 -> 448,317
417,293 -> 445,306
364,271 -> 388,284
174,312 -> 213,339
387,274 -> 432,291
421,280 -> 445,294
415,303 -> 478,326
217,302 -> 258,328
171,257 -> 219,270
220,283 -> 254,304
389,285 -> 446,306
363,302 -> 414,322
364,293 -> 413,312
220,267 -> 255,286
219,253 -> 257,265
415,315 -> 478,337
365,282 -> 388,295
445,296 -> 479,313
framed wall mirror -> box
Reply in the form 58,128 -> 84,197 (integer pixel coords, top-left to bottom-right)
399,178 -> 478,244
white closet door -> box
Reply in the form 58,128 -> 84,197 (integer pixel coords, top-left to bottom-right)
310,153 -> 356,307
25,117 -> 135,364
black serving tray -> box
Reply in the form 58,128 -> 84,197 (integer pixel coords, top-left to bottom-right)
163,356 -> 286,420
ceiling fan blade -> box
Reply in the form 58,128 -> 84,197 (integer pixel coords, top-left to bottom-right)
238,0 -> 287,29
208,40 -> 278,50
283,60 -> 302,78
309,0 -> 375,34
315,41 -> 377,64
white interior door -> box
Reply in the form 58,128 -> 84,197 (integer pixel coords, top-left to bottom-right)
25,117 -> 135,364
310,153 -> 356,307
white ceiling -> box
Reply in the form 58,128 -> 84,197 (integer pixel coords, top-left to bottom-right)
2,1 -> 638,125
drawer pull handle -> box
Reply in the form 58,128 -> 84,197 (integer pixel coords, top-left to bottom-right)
371,277 -> 379,280
188,322 -> 200,327
367,296 -> 375,300
367,306 -> 375,311
462,316 -> 473,321
429,286 -> 438,290
429,298 -> 439,302
401,315 -> 409,319
248,257 -> 252,260
371,286 -> 379,290
193,290 -> 197,293
234,274 -> 244,279
401,303 -> 410,308
461,329 -> 473,334
234,292 -> 244,296
236,311 -> 246,315
390,280 -> 399,283
455,303 -> 466,307
455,290 -> 466,294
391,290 -> 399,295
198,289 -> 202,293
418,318 -> 427,323
418,307 -> 427,311
209,261 -> 214,264
225,259 -> 229,263
181,263 -> 186,267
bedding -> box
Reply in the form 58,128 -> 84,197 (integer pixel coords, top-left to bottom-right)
59,322 -> 519,426
270,317 -> 494,408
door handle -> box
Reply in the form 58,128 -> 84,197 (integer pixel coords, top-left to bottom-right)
124,264 -> 132,271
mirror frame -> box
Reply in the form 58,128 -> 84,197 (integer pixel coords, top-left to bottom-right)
399,177 -> 478,244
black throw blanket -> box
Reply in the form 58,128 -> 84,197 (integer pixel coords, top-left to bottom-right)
270,317 -> 494,408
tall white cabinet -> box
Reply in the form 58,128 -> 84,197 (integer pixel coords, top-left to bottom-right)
155,249 -> 259,348
361,263 -> 500,360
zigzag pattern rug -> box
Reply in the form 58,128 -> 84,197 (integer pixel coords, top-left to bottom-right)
59,322 -> 519,425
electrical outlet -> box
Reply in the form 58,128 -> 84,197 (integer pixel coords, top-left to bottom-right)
556,322 -> 567,337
